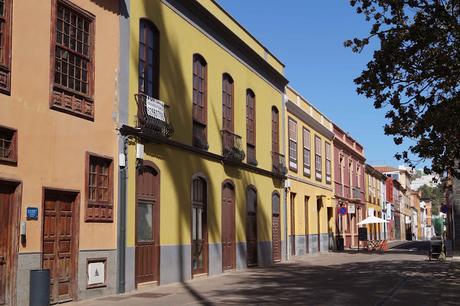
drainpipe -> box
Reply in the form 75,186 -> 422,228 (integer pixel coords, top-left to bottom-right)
281,91 -> 288,261
117,137 -> 127,293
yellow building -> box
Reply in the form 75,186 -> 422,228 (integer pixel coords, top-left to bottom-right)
365,164 -> 386,240
118,0 -> 288,290
0,0 -> 121,304
284,86 -> 335,256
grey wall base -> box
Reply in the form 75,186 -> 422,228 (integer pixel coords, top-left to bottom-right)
208,243 -> 222,276
160,244 -> 191,285
78,249 -> 117,300
16,253 -> 41,306
124,247 -> 136,292
16,250 -> 116,306
258,241 -> 272,267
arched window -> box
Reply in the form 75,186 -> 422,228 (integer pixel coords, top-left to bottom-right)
222,74 -> 234,132
246,89 -> 256,165
139,19 -> 159,98
192,54 -> 208,149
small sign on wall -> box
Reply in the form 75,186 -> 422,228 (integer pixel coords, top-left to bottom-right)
348,204 -> 356,214
87,258 -> 107,289
26,207 -> 38,220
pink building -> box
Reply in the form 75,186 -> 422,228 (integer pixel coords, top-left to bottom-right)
333,124 -> 366,248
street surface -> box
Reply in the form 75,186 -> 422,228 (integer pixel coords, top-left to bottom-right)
72,241 -> 460,306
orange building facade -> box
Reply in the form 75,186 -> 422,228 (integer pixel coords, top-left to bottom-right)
0,1 -> 121,305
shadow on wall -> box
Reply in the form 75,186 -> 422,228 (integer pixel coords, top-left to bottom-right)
133,1 -> 278,285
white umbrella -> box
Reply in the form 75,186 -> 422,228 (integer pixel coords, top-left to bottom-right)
357,215 -> 388,225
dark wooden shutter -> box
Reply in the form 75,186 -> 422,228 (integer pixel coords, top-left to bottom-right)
246,90 -> 256,163
192,55 -> 207,147
271,107 -> 279,154
192,177 -> 208,275
139,19 -> 159,98
222,74 -> 234,132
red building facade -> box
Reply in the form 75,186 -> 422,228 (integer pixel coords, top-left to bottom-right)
333,124 -> 366,248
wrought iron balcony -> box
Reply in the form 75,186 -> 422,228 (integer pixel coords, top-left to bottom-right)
221,130 -> 245,162
352,187 -> 362,200
272,152 -> 287,176
135,93 -> 174,138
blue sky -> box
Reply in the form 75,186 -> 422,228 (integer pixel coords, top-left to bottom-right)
217,0 -> 425,168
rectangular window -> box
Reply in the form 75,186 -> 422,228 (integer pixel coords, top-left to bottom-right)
302,128 -> 311,177
51,0 -> 95,119
192,55 -> 208,149
0,125 -> 16,164
86,153 -> 113,222
288,118 -> 297,171
325,142 -> 331,184
0,0 -> 12,93
315,136 -> 322,181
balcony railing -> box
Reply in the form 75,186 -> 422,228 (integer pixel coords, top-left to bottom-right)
135,93 -> 174,138
272,152 -> 287,176
221,130 -> 245,162
352,187 -> 362,200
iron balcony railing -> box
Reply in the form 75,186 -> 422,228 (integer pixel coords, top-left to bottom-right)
221,130 -> 245,162
272,152 -> 287,176
135,93 -> 174,138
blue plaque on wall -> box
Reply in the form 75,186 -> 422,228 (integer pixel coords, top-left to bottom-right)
26,207 -> 39,220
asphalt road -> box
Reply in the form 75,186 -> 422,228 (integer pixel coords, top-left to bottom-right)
72,241 -> 459,306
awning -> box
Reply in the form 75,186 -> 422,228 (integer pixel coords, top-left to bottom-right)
357,215 -> 389,225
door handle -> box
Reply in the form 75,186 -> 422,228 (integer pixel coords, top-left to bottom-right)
0,256 -> 5,265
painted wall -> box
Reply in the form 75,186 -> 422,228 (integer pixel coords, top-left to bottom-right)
284,87 -> 334,253
124,0 -> 285,285
0,0 -> 120,255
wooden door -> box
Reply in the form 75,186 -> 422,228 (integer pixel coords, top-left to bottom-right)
0,184 -> 14,305
290,193 -> 296,256
192,177 -> 208,276
272,193 -> 281,262
136,165 -> 160,285
222,74 -> 234,132
42,190 -> 78,304
317,198 -> 321,252
246,188 -> 257,267
221,182 -> 235,271
304,196 -> 309,254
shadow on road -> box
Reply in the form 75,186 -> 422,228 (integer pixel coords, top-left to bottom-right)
199,254 -> 458,305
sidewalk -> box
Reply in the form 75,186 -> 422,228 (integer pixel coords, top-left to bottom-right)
68,246 -> 453,306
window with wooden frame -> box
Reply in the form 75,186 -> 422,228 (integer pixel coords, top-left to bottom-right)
302,127 -> 311,177
139,19 -> 159,99
51,0 -> 95,119
314,136 -> 322,181
288,118 -> 297,171
0,0 -> 12,94
325,142 -> 332,184
192,54 -> 208,149
222,73 -> 234,132
0,125 -> 16,164
246,89 -> 256,165
86,153 -> 113,222
357,163 -> 361,188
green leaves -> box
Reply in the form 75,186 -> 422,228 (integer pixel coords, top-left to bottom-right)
347,0 -> 460,177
